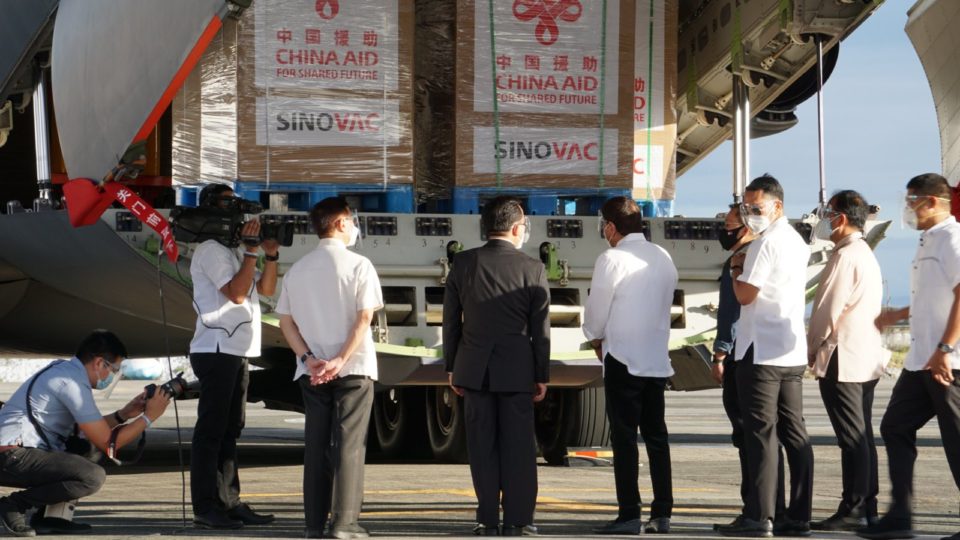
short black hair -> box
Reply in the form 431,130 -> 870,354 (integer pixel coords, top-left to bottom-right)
310,197 -> 352,237
75,330 -> 127,364
481,196 -> 524,236
745,173 -> 785,203
906,173 -> 951,199
198,183 -> 233,207
601,196 -> 644,235
828,190 -> 869,230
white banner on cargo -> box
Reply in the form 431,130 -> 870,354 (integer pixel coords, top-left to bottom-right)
473,0 -> 620,114
634,1 -> 665,132
255,97 -> 401,147
254,0 -> 399,91
473,127 -> 617,175
632,145 -> 664,190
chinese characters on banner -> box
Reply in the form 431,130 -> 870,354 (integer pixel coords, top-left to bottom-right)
104,182 -> 179,261
474,0 -> 620,114
473,127 -> 618,175
254,0 -> 399,91
255,97 -> 401,147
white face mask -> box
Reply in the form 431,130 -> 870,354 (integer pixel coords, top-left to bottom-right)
347,221 -> 360,247
901,201 -> 920,230
813,206 -> 841,241
745,215 -> 771,235
514,217 -> 530,249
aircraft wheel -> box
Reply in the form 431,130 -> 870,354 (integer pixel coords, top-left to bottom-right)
425,386 -> 468,463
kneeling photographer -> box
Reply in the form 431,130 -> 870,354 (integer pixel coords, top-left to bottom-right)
0,330 -> 171,536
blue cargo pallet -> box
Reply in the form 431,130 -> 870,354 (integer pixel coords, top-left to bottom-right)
439,187 -> 631,216
175,182 -> 415,213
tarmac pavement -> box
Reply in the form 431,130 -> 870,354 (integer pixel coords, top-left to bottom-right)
1,378 -> 957,539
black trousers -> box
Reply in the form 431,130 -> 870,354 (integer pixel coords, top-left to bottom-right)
879,368 -> 960,524
726,357 -> 787,518
463,389 -> 538,528
604,354 -> 673,520
300,375 -> 374,533
739,346 -> 814,523
189,352 -> 248,516
0,448 -> 105,511
818,351 -> 879,518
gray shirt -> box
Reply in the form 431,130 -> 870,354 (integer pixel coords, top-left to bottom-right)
0,358 -> 103,450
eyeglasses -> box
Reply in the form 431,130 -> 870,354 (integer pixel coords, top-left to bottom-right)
815,206 -> 843,220
739,200 -> 773,216
102,358 -> 121,374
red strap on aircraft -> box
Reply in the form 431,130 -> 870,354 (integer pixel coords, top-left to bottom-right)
63,179 -> 179,262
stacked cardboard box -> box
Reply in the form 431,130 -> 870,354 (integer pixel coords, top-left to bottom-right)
172,0 -> 415,188
451,0 -> 677,200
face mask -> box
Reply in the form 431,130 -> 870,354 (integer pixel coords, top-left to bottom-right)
813,217 -> 837,241
515,217 -> 531,249
718,226 -> 743,251
347,220 -> 360,247
901,201 -> 921,230
745,215 -> 771,235
95,370 -> 115,391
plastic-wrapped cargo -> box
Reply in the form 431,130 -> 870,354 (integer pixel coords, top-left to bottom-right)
416,0 -> 677,215
172,0 -> 415,208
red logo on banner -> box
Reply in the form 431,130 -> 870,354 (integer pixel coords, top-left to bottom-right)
316,0 -> 340,20
513,0 -> 582,46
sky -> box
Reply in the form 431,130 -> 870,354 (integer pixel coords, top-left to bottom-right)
674,1 -> 939,307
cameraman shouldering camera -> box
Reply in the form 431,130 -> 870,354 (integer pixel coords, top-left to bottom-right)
187,184 -> 277,530
0,330 -> 171,536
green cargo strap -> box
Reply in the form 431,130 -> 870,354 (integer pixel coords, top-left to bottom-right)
597,0 -> 609,188
644,0 -> 655,202
487,0 -> 503,188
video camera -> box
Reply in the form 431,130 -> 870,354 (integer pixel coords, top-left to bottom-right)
170,196 -> 294,248
144,373 -> 188,400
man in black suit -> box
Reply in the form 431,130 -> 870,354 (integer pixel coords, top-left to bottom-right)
443,196 -> 551,537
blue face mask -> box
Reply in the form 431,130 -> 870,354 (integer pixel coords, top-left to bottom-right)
95,371 -> 115,390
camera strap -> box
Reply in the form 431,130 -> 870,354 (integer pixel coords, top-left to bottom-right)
26,360 -> 145,465
107,425 -> 146,466
25,361 -> 68,450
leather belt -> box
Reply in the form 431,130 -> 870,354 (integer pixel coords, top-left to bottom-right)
0,445 -> 20,453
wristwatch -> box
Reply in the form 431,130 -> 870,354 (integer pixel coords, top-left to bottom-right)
299,351 -> 314,364
937,342 -> 955,353
264,252 -> 280,262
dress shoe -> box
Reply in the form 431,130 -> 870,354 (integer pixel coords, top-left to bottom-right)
593,518 -> 641,535
811,512 -> 867,531
29,516 -> 92,535
856,516 -> 914,540
193,510 -> 243,530
0,500 -> 34,537
645,517 -> 671,534
774,518 -> 811,537
501,525 -> 524,536
719,517 -> 773,538
941,531 -> 960,540
715,515 -> 744,532
305,528 -> 324,539
228,502 -> 275,525
329,523 -> 370,539
473,523 -> 499,536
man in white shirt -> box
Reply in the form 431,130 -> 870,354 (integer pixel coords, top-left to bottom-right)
807,190 -> 886,531
722,175 -> 814,538
188,184 -> 278,530
584,196 -> 678,535
277,197 -> 383,540
860,173 -> 960,540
